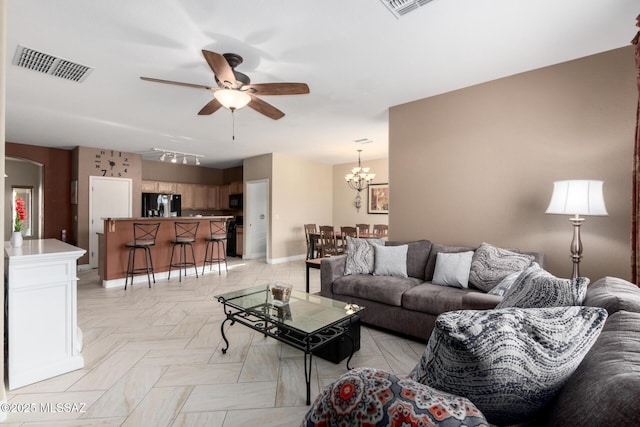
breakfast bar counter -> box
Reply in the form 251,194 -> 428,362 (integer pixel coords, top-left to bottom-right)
99,216 -> 233,288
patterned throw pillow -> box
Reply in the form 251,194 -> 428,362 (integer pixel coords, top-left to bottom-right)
468,242 -> 534,292
302,367 -> 489,427
488,262 -> 541,296
496,267 -> 589,308
408,306 -> 607,426
343,237 -> 385,275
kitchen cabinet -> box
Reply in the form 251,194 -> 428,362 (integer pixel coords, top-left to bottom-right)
219,184 -> 230,210
176,183 -> 194,209
5,239 -> 86,390
230,181 -> 243,195
157,181 -> 177,194
141,180 -> 158,192
236,225 -> 243,256
193,185 -> 208,209
207,186 -> 220,209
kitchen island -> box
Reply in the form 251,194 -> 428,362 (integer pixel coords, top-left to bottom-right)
99,216 -> 233,288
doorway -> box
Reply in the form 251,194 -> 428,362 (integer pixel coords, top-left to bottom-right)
5,157 -> 43,240
89,176 -> 132,268
245,179 -> 268,260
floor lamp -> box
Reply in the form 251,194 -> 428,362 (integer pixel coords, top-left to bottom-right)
545,180 -> 608,279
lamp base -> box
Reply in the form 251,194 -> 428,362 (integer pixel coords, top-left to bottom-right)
569,215 -> 585,279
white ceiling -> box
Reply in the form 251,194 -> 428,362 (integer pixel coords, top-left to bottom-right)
5,0 -> 638,169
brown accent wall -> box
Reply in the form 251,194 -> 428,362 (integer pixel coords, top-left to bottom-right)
142,159 -> 223,184
389,46 -> 636,282
6,142 -> 73,241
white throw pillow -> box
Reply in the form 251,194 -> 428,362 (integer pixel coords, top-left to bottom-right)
373,244 -> 408,277
432,251 -> 474,288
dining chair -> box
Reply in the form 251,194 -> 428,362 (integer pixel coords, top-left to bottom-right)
356,223 -> 370,236
319,226 -> 340,256
339,226 -> 357,252
304,224 -> 320,259
373,224 -> 389,237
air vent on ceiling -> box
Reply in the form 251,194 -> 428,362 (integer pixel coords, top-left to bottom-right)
379,0 -> 435,18
354,138 -> 374,144
12,45 -> 93,82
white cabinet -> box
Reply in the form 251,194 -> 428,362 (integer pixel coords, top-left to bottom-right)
5,239 -> 86,390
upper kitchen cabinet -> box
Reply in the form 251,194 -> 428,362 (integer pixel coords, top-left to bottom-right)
207,186 -> 220,209
229,181 -> 243,195
176,183 -> 194,209
193,185 -> 208,210
141,181 -> 158,192
157,182 -> 177,194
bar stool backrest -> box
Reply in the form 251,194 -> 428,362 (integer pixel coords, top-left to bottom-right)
174,221 -> 199,242
209,219 -> 228,240
133,222 -> 160,246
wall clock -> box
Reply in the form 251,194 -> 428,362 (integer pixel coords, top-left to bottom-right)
93,149 -> 131,177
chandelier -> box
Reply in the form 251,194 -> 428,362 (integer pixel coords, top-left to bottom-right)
345,150 -> 375,211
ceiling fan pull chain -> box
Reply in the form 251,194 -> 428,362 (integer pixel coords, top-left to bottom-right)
232,108 -> 236,140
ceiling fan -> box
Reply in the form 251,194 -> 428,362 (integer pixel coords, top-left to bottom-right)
140,50 -> 309,120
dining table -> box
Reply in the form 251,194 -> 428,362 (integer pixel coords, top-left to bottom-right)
307,230 -> 382,260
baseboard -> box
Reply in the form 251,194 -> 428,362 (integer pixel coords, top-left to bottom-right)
101,267 -> 213,288
267,254 -> 306,264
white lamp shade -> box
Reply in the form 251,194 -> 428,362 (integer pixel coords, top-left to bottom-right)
545,180 -> 608,216
214,89 -> 251,110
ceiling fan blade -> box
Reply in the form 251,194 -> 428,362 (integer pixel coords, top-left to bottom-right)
202,50 -> 237,88
247,95 -> 285,120
198,98 -> 223,115
244,83 -> 310,96
140,76 -> 214,90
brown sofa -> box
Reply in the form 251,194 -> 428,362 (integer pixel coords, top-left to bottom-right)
320,239 -> 544,341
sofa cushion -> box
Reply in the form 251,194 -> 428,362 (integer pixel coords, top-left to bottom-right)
373,244 -> 408,278
425,243 -> 476,282
302,367 -> 489,427
432,251 -> 474,288
344,237 -> 385,275
468,242 -> 534,292
496,267 -> 589,309
332,274 -> 422,306
408,306 -> 607,426
584,276 -> 640,314
385,240 -> 432,280
402,282 -> 502,315
544,310 -> 640,426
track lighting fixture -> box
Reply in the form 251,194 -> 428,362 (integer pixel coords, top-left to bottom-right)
151,147 -> 204,166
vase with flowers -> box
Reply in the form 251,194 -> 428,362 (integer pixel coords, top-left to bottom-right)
11,196 -> 26,248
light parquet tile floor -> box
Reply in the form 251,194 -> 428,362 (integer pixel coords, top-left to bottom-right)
5,258 -> 425,426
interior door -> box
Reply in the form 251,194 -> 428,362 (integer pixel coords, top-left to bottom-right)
246,180 -> 268,260
89,176 -> 132,268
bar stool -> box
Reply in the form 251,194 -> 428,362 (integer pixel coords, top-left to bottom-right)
125,222 -> 160,290
168,221 -> 199,282
202,218 -> 229,275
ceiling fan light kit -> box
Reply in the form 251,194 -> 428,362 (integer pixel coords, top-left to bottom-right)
214,89 -> 251,110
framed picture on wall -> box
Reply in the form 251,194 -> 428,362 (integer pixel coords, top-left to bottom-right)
368,183 -> 389,214
70,180 -> 78,205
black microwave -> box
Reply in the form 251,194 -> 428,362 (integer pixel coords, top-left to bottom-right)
229,194 -> 243,209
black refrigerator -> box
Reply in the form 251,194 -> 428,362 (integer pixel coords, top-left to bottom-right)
142,193 -> 182,217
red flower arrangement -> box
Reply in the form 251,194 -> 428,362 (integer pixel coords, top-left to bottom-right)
14,196 -> 26,232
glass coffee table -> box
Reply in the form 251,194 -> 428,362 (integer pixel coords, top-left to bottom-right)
215,284 -> 364,405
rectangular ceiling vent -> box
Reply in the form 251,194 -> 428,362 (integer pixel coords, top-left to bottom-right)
379,0 -> 435,18
12,45 -> 93,83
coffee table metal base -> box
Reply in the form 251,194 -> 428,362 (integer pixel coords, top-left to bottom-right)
218,303 -> 357,405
